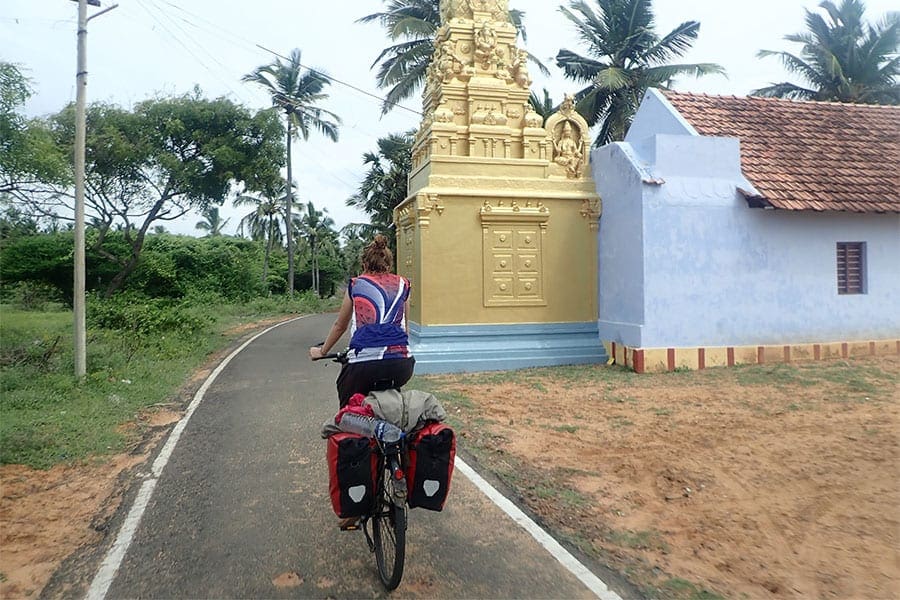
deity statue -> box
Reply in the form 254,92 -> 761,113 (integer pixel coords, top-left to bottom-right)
474,20 -> 498,69
468,0 -> 508,16
511,48 -> 531,88
436,39 -> 473,82
440,0 -> 470,22
553,120 -> 584,178
559,93 -> 576,115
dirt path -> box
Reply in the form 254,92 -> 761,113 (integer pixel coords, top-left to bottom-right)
0,410 -> 185,599
422,355 -> 900,598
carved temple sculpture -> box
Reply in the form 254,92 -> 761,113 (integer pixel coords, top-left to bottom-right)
547,94 -> 588,178
393,0 -> 606,374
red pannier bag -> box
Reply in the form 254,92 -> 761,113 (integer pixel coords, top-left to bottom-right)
326,432 -> 378,518
406,421 -> 456,511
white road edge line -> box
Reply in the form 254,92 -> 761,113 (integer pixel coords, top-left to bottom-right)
455,457 -> 623,600
85,316 -> 307,600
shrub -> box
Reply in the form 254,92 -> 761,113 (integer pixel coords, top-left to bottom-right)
266,274 -> 286,295
87,293 -> 213,336
0,231 -> 75,305
1,281 -> 64,310
134,234 -> 265,300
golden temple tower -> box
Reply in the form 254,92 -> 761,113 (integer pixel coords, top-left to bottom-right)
394,0 -> 605,372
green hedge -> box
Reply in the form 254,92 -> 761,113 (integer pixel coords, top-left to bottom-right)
1,230 -> 269,304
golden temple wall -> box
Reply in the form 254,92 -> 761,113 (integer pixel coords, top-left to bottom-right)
393,0 -> 606,372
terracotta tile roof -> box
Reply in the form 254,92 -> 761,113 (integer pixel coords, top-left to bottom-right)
661,91 -> 900,213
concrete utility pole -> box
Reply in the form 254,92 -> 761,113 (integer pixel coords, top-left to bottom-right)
72,0 -> 115,378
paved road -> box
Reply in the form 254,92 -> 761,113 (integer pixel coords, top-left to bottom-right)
101,314 -> 603,598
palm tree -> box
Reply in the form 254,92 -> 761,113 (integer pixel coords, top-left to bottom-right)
242,49 -> 341,296
234,183 -> 288,284
339,228 -> 368,280
296,201 -> 336,296
359,0 -> 548,115
752,0 -> 899,104
346,130 -> 414,250
555,0 -> 725,146
528,88 -> 558,123
194,206 -> 230,237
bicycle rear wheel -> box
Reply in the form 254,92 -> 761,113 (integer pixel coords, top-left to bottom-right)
372,494 -> 406,590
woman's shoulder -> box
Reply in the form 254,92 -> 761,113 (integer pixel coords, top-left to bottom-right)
359,272 -> 405,283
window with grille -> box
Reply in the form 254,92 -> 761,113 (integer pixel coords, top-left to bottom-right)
836,242 -> 865,294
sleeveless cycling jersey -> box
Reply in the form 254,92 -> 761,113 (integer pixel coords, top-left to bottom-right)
347,273 -> 411,363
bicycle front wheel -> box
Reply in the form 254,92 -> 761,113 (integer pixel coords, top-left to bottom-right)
372,496 -> 406,590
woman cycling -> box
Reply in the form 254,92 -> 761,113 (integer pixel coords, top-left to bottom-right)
309,234 -> 415,406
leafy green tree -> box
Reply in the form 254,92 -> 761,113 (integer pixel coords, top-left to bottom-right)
0,62 -> 31,181
133,234 -> 265,301
1,229 -> 267,303
0,200 -> 39,242
555,0 -> 725,146
0,62 -> 69,195
194,206 -> 231,237
234,182 -> 289,284
295,201 -> 336,296
312,251 -> 346,298
339,228 -> 367,280
752,0 -> 899,104
0,62 -> 30,133
0,231 -> 75,304
12,92 -> 284,296
346,130 -> 414,251
359,0 -> 547,115
242,49 -> 341,297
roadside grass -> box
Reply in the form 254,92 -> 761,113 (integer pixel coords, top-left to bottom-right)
0,294 -> 337,469
551,424 -> 579,434
418,357 -> 897,406
608,528 -> 670,552
655,578 -> 725,600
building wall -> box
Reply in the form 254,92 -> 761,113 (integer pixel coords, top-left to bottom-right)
592,143 -> 646,347
396,177 -> 600,327
593,125 -> 900,350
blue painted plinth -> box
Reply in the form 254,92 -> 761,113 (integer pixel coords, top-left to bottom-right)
409,321 -> 608,374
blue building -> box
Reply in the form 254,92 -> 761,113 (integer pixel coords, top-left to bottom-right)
592,89 -> 900,372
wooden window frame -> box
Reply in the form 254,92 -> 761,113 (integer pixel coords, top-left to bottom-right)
836,242 -> 866,295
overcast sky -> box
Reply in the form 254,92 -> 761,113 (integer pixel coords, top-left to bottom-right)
3,0 -> 896,235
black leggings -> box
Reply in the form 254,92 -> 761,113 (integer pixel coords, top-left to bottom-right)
335,357 -> 416,407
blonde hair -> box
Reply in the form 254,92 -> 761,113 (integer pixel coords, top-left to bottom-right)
361,234 -> 393,273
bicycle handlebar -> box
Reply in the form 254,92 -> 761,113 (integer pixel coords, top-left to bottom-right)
311,342 -> 348,363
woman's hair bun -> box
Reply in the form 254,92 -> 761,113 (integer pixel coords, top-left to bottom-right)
362,233 -> 393,273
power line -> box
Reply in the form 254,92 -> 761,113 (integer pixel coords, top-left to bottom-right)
123,2 -> 423,185
255,44 -> 423,117
132,0 -> 424,117
144,0 -> 255,103
131,0 -> 248,104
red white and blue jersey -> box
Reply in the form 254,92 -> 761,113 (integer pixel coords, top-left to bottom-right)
347,273 -> 411,363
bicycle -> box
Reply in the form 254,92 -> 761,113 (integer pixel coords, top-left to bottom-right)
314,348 -> 408,590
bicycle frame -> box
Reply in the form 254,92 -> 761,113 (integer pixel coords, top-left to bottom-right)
315,345 -> 409,590
362,438 -> 407,543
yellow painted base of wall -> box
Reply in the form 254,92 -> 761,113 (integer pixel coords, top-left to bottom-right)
612,339 -> 900,373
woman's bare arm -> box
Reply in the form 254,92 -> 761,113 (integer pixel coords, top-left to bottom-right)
309,291 -> 352,359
